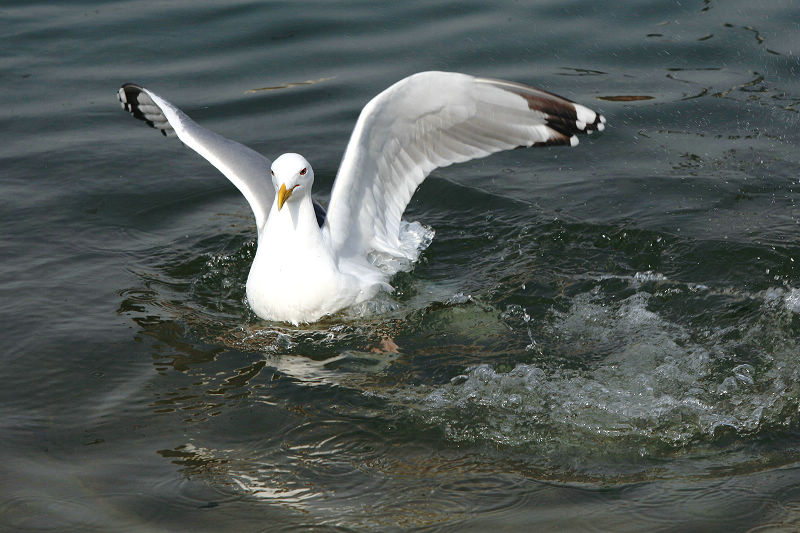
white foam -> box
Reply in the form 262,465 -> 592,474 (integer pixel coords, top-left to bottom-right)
784,287 -> 800,313
368,221 -> 434,274
407,284 -> 800,451
632,270 -> 668,283
445,292 -> 473,305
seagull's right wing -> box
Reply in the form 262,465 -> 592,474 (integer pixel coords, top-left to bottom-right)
118,84 -> 274,230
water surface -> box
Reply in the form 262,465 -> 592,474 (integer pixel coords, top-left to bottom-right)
3,0 -> 800,531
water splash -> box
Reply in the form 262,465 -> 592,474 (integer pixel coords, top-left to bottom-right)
405,276 -> 800,458
368,220 -> 435,274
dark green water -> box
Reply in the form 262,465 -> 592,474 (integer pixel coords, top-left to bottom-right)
3,1 -> 800,531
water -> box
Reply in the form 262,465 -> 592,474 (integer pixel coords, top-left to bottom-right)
3,0 -> 800,530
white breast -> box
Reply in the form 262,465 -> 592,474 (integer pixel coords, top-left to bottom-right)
245,197 -> 369,324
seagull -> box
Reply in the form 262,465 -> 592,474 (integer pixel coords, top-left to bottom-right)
118,71 -> 605,324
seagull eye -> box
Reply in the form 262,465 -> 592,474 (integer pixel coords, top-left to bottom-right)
270,169 -> 274,177
299,168 -> 307,176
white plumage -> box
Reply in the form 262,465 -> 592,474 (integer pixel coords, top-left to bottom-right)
118,71 -> 605,324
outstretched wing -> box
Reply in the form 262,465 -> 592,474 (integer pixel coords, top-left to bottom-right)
324,71 -> 605,259
118,84 -> 274,230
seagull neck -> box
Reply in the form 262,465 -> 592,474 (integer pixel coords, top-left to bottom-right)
262,194 -> 322,243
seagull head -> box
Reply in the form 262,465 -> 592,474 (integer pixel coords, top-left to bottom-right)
271,153 -> 314,211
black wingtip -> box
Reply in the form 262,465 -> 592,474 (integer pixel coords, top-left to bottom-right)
117,83 -> 147,121
480,77 -> 606,147
117,83 -> 176,138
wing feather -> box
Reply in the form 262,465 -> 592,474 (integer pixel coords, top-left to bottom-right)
324,71 -> 605,259
118,84 -> 274,231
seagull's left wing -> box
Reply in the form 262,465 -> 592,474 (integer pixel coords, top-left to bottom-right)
324,71 -> 605,261
118,84 -> 274,230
